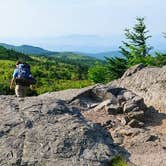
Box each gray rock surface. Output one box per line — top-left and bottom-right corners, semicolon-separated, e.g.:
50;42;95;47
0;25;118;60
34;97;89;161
110;64;166;112
79;85;146;128
0;95;119;166
1;69;165;166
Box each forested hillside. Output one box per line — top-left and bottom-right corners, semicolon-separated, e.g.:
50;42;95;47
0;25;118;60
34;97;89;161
1;18;166;97
0;46;99;95
0;43;54;55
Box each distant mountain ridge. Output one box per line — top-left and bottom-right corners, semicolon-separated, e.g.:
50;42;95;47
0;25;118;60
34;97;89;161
0;43;101;67
0;43;55;55
0;43;122;59
86;51;123;59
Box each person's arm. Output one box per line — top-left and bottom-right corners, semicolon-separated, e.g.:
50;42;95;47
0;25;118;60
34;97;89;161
10;69;18;89
30;84;33;90
10;78;15;89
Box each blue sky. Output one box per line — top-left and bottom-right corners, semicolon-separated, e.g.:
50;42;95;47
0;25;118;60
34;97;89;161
0;0;165;52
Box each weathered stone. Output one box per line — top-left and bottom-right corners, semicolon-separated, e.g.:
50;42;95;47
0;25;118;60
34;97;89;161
107;87;126;97
0;95;119;166
117;116;128;125
127;111;144;122
122;91;136;100
93;99;122;115
122;63;144;78
128;119;144;128
117;127;144;137
145;135;158;142
123;101;138;113
91;85;108;100
107;104;123;115
111;132;124;145
93;99;117;112
103;120;113;128
110;64;166;112
123;97;146;113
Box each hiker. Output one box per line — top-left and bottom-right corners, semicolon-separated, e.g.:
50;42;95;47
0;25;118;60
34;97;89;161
10;61;36;97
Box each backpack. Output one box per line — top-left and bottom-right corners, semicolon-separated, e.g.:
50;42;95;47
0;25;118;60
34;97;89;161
15;63;36;86
18;63;30;78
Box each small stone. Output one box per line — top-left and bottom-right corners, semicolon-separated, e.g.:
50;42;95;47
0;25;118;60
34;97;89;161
25;120;33;129
107;104;123;115
128;119;144;128
146;135;158;142
127;111;144;121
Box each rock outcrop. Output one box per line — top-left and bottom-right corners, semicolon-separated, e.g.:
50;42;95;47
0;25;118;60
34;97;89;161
0;95;119;166
0;84;146;165
1;64;166;166
110;64;166;112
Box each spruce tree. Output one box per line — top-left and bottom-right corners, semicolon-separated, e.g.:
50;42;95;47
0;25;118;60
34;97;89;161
120;17;152;58
105;17;153;80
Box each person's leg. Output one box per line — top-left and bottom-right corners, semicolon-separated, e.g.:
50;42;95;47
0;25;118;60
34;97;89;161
15;85;20;97
15;85;26;97
22;86;27;97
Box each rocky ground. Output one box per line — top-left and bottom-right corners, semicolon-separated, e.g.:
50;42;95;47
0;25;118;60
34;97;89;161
0;64;166;166
66;84;166;166
1;94;130;166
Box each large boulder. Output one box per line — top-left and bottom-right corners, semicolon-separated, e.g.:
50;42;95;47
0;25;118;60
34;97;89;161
110;65;166;113
0;95;119;166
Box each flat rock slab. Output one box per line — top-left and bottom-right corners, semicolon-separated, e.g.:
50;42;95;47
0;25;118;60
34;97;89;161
0;95;118;166
39;85;95;102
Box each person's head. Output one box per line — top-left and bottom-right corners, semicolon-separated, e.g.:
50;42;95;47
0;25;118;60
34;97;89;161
16;61;22;68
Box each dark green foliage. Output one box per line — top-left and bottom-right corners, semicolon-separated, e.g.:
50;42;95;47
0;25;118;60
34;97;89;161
120;17;152;59
50;52;101;68
105;57;128;79
88;62;109;83
0;46;33;61
104;17;154;83
0;46;95;95
154;52;166;66
104;17;158;81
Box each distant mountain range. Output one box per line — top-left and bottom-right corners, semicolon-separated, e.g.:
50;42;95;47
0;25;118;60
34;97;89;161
0;43;122;59
0;43;55;56
85;51;122;59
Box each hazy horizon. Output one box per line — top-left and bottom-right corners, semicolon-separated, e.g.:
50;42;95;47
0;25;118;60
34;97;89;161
0;0;165;53
1;34;165;53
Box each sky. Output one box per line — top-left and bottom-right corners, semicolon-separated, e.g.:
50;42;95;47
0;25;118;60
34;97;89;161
0;0;166;52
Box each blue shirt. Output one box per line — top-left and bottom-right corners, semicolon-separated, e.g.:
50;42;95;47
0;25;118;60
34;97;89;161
13;69;19;78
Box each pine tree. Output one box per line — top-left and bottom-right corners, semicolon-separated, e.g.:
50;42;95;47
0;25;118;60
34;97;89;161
120;17;152;58
105;17;153;80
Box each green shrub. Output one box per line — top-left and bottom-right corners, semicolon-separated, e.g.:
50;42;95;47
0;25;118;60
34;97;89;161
109;156;128;166
88;63;109;83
